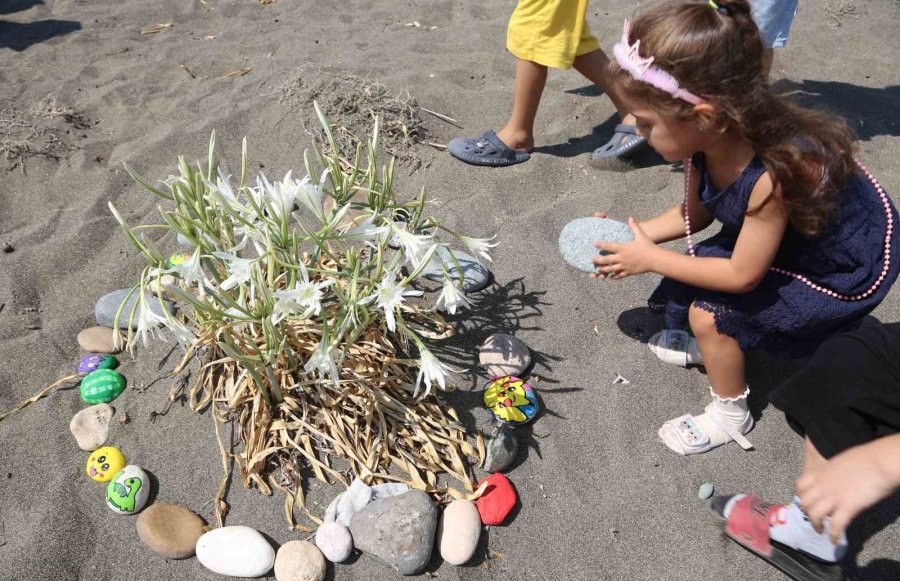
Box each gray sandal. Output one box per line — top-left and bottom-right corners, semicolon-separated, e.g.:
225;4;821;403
591;124;648;161
447;130;530;167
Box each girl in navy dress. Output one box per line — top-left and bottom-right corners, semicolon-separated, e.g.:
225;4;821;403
592;0;899;456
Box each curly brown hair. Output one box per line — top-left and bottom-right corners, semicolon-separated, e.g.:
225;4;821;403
610;0;857;237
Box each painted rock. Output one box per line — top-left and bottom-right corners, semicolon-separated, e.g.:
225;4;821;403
315;522;353;563
475;473;517;526
274;540;327;581
166;253;192;268
77;326;122;354
436;499;481;565
558;217;635;273
80;369;126;404
137;503;206;559
698;483;715;500
482;421;518;473
106;465;150;515
349;490;437;576
483;376;538;425
70;404;114;451
421;248;491;292
77;353;119;376
94;289;174;329
478;333;531;378
196;526;275;577
86;446;126;483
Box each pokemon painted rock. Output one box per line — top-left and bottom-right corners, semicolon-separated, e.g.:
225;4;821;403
106;465;150;515
483;376;538;425
77;353;119;376
86;446;126;482
80;369;126;404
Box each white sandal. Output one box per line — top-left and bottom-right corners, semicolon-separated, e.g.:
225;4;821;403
658;402;754;455
648;329;703;367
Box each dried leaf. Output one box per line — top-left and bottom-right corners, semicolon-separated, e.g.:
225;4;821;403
140;22;173;35
223;68;251;78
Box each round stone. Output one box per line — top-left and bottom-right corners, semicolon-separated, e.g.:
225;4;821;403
80;369;126;404
77;326;122;354
437;499;481;565
95;289;175;330
196;526;275;577
274;540;327;581
147;274;177;296
482;421;518;473
106;465;150;515
474;473;517;526
558;217;635;273
86;446;126;483
77;354;119;376
478;333;531;378
698;482;715;500
483;376;538;425
315;522;352;563
70;403;114;451
421;248;491;293
136;503;206;559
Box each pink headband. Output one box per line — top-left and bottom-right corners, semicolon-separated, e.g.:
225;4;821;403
613;21;703;105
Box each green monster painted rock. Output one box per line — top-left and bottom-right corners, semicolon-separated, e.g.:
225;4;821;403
106;465;150;514
80;369;126;404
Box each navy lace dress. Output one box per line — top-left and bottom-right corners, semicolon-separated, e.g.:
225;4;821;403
648;153;900;352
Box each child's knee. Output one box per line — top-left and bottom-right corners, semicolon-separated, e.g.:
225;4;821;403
688;304;717;338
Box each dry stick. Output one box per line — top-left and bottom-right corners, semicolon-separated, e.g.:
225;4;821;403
419;107;462;128
212;410;231;527
426;142;447;151
0;374;79;422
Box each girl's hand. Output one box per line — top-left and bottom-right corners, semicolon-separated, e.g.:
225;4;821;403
796;438;900;543
591;218;660;279
593;212;609;219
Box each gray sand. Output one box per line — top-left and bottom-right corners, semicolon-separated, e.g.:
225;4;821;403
1;1;899;580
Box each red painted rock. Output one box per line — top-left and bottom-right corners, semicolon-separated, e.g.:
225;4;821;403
474;473;516;526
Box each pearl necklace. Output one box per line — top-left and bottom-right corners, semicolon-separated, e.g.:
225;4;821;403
682;156;894;302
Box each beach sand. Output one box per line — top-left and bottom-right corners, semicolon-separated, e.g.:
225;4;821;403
1;0;899;579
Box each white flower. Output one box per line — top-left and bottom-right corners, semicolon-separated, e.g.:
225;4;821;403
213;250;256;290
295;169;329;222
414;347;455;397
134;295;168;347
365;274;422;332
456;234;497;263
342;214;388;242
164;316;195;347
271;264;332;324
169;249;211;297
305;337;340;388
390;223;435;269
256;171;300;221
434;278;470;314
204;170;242;210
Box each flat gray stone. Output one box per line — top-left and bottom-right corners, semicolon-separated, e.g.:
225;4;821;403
479;333;531;378
558;217;634;273
95;289;175;330
176;232;192;247
349;490;437;576
421;247;490;292
324;478;372;527
482;422;518;473
370;482;410;501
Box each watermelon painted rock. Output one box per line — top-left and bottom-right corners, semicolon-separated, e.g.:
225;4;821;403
81;369;126;404
77;354;119;376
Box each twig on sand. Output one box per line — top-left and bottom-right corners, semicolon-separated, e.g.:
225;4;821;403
426;142;447;151
140;23;173;35
180;64;196;79
0;375;79;422
420;107;461;128
223;68;252;78
212;411;231;527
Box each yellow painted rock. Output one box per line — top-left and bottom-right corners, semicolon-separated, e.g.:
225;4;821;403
86;446;126;482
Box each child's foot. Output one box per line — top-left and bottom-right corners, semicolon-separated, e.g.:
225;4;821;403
648;329;703;367
709;494;847;581
494;127;534;153
658;387;753;455
446;130;530;167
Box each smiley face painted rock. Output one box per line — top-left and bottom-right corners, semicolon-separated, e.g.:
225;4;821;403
483;376;539;425
77;354;119;376
106;465;150;515
80;369;126;404
86;446;126;482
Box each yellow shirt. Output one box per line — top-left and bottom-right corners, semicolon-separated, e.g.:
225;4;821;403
507;0;599;69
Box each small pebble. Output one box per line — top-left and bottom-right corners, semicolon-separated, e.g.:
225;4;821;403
421;248;491;292
77;326;122;354
478;333;531;378
95;288;174;329
136;503;206;559
315;522;352;563
274;540;326;581
698;483;715;500
196;526;275;577
70;404;114;451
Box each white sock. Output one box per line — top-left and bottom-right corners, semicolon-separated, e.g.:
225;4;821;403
769;497;848;562
693;387;752;448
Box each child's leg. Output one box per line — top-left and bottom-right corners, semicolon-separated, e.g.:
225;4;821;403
495;59;548;152
688;304;745;399
571;49;633;126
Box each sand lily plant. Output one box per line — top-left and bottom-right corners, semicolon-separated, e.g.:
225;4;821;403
109;104;495;526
